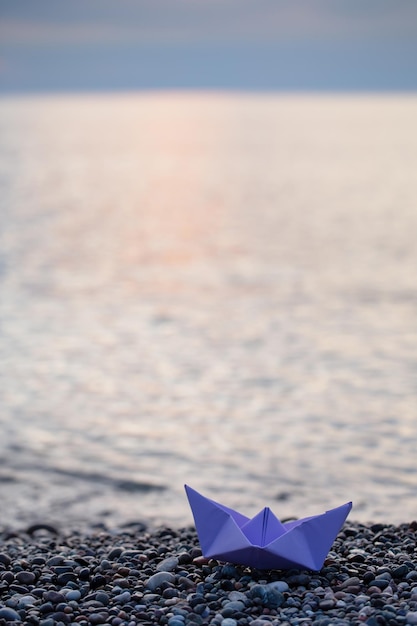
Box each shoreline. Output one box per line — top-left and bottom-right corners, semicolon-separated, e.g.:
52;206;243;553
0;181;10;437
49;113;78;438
1;521;417;625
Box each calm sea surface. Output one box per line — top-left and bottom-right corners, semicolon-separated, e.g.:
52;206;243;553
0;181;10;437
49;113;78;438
1;93;417;530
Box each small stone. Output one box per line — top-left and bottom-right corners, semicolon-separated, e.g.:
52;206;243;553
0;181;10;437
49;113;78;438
407;612;417;625
16;571;36;585
392;565;409;579
51;611;70;623
107;547;123;560
369;579;389;590
267;580;289;593
44;590;66;604
221;619;238;626
341;576;361;589
265;587;284;609
90;574;106;589
177;552;192;565
319;598;336;609
89;612;108;625
95;591;109;605
17;595;37;607
0;553;11;567
79;567;90;580
249;585;267;601
113;590;131;604
57;572;77;585
0;607;22;621
64;589;81;601
47;557;65;567
228;591;247;604
221;600;245;616
221;564;238;578
39;602;54;614
146;571;176;591
156;557;179;572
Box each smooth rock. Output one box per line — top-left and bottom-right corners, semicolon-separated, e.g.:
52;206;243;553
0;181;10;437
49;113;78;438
0;607;22;621
113;591;131;604
146;571;176;591
319;598;336;609
0;554;12;567
43;590;66;604
17;595;37;607
267;580;289;592
221;600;245;616
156;557;179;572
16;571;36;585
64;589;81;601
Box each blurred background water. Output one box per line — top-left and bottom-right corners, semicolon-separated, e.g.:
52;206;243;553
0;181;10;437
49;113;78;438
1;93;417;529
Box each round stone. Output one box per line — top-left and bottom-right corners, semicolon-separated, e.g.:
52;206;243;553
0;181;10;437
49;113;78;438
267;580;289;593
16;571;36;585
156;557;179;572
113;590;131;604
65;589;81;601
221;619;237;626
17;595;37;607
221;601;245;616
0;553;11;567
0;607;21;621
44;590;66;604
146;571;176;591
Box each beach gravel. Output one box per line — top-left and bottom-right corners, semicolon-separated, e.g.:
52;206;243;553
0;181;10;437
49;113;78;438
1;521;417;625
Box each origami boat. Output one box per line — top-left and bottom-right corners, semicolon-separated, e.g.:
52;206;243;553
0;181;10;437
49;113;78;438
185;485;352;570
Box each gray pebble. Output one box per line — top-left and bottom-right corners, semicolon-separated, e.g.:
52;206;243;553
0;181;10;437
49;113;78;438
267;580;289;592
221;600;245;616
43;590;66;604
95;591;109;605
17;595;37;607
168;619;185;626
0;607;22;621
228;591;247;604
156;556;179;572
113;590;131;604
89;612;108;625
221;619;238;626
16;571;36;585
64;589;81;601
146;571;176;590
340;576;361;589
0;553;11;567
407;612;417;625
319;598;336;609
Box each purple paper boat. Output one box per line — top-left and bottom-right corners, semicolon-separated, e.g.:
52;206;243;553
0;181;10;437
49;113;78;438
185;485;352;570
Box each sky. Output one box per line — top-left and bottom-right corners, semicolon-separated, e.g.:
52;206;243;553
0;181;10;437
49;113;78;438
1;0;417;93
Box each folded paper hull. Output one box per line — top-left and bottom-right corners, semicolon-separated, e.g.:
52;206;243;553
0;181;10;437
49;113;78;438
185;485;352;570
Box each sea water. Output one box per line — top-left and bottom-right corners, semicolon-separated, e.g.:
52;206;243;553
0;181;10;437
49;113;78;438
1;93;417;529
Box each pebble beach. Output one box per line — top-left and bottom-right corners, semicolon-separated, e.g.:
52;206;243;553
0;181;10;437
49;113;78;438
1;520;417;625
1;94;417;624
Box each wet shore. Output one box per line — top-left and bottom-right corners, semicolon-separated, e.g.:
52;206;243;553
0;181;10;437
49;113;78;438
1;520;417;625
